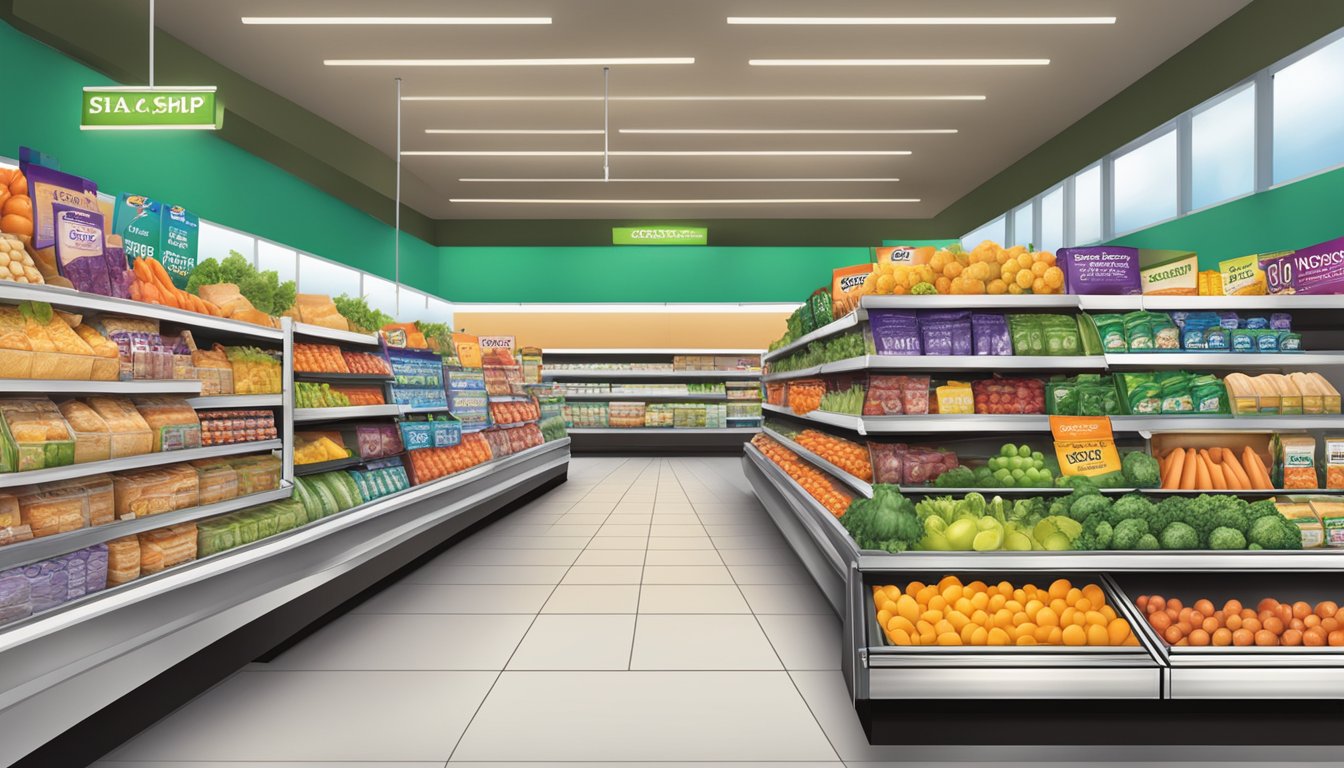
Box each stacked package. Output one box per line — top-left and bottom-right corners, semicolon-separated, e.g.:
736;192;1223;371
0;543;109;627
138;524;198;574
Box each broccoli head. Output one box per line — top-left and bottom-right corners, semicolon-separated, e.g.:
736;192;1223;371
1076;517;1114;551
1248;514;1303;550
1135;533;1160;550
1208;526;1248;550
1112;518;1152;550
933;466;976;488
1159;521;1200;550
1110;494;1154;523
1183;494;1249;546
1121;451;1161;488
1246;499;1282;521
1068;493;1113;523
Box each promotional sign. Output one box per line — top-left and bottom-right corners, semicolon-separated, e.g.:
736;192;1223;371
612;227;708;246
874;245;935;267
452;333;483;370
1050;416;1121;477
446;367;491;431
479;335;517;366
159;203;199;289
81;86;222;131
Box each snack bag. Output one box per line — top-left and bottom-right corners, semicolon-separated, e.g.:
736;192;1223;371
1218;254;1268;296
831;264;874;319
51;204;113;295
1138;250;1198;295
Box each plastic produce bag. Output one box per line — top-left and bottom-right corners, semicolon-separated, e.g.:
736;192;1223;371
971;314;1012;356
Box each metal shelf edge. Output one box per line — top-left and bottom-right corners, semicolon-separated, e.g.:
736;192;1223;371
292;322;381;346
293;405;405;422
0;440;283;489
763;313;861;362
0;283;285;340
761;427;874;498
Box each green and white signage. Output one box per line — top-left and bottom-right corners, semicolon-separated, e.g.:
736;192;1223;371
613;227;708;246
81;86;221;131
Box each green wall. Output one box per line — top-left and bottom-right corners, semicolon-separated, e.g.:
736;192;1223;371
439;246;871;303
1110;166;1344;267
0;21;440;293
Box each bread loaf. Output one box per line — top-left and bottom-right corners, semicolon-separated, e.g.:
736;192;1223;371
105;535;140;586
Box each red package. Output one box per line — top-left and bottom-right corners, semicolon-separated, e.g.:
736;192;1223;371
971;378;1045;414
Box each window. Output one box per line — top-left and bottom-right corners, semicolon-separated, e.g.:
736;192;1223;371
963;215;1006;248
1011;204;1034;249
256;241;297;283
1192;84;1256;209
1072;165;1103;245
362;275;399;317
397;287;428;320
198;222;255;264
298;253;360;298
1273;35;1344;183
1040;187;1064;254
1113;130;1177;234
427;297;455;327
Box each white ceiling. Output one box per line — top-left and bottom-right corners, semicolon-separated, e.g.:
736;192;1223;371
155;0;1251;221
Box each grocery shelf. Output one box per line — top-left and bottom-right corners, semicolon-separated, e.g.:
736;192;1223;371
292;371;393;383
293;404;405;422
1105;352;1344;369
0;485;293;572
490;420;540;430
1076;295;1144;311
762;403;865;432
0;282;286;341
567;427;759;434
0;379;202;395
1142;295;1344;311
543;370;761;380
764;355;1106;380
0;439;282;489
762;312;862;362
401;404;453;414
545;348;763;355
861;294;1080;311
1111;414;1344;433
293;456;365;476
762;427;874;497
292;322;381;346
561;393;732;401
488;393;535;402
186;394;284;408
852;549;1344;572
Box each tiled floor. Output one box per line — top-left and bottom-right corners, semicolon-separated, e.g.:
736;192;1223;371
97;457;857;768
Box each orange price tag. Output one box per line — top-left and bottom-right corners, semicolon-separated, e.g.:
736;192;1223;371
1050;416;1121;477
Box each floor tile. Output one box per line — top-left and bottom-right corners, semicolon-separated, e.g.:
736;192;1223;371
575;549;646;566
544;522;601;536
554;512;610;525
568;501;617;514
353;584;550;614
443;548;580;566
451;671;836;761
264;613;532;670
605;513;653;523
638;584;750;614
585;535;649;549
507;614;636;670
403;564;569;585
716;548;803;566
562;565;644;584
99;762;444;768
649;512;700;524
756;614;843;670
641;564;734;584
631;614;781;670
713;534;790;550
788;670;903;763
472;535;592;550
612;501;654;513
542;584;641;613
643;549;724;566
108;670;495;762
595;523;650;537
729;563;815;584
646;536;715;550
706;523;769;537
739;583;835;615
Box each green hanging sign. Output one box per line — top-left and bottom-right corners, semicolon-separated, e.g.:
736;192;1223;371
81;86;222;130
613;226;708;245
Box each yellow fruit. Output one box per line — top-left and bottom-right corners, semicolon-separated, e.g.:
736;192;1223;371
888;628;913;645
1015;270;1035;289
892;284;908;295
905;581;926;598
916;620;937;644
963;278;986;295
1087;624;1111;646
969;626;989;646
888;616;916;635
1050;598;1068;616
954;597;973;615
1016;254;1033;271
1108;618;1132;645
1040;252;1057;267
1048;579;1072;600
988;627;1011;645
937;576;961;590
1082;584;1106;605
1024;599;1044;618
987;594;1006;612
896;594;921;624
916;585;938;605
970;609;989;626
1016;635;1037;645
1037;607;1059;627
987;278;1008;295
936;632;963;646
1062;624;1087;646
920;609;943;625
934;276;952;294
928;595;948;612
960;622;978;644
929;253;949;272
1031;260;1049;277
947;611;971;632
934;620;956;637
875;274;896;294
969;591;989;611
1032;276;1049;294
1008;282;1025;295
916;265;936;285
944;261;963;278
1034;624;1054;643
877;609;893;628
879;261;895;275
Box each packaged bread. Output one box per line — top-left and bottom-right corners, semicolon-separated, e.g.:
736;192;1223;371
1289;371;1342;414
73;324;120;381
56;400;111;464
17;482;87;537
84;397;153;457
0;524;32;547
133;397;201;452
105;535;140;586
196;515;240;557
0;398;75;472
191;345;235;396
290;293;350;331
1256;373;1302;415
191;459;240;505
51;475;114;527
0;492;18;528
227;454;281;495
138;523;197;574
112;465;199;519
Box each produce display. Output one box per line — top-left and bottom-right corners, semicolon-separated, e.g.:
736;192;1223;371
130;257;226;318
196;499;307;557
865;243;1063;299
0;398;74;472
405;433;493;485
0;544;108;627
539;415;568;442
819;383;866;415
489;399;540;425
865;375;931;416
342;351;392;376
871;577;1137;647
1136;594;1344;647
227;454;282;495
294;382;351;409
224;347;282;395
292;471;365;518
331;295;392;335
348;460;411;502
0;234;44;285
294;432;352;465
1159;445;1272;491
795;430;873;482
335;386;385;406
186;251;294;326
0;168;34;239
354;424;403;460
198;409;278;446
932;443;1050;489
293;343;350;373
769;331;870;374
751;433;855;517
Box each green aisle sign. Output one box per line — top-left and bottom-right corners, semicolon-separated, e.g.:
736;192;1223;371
613;227;708;245
81;87;222;130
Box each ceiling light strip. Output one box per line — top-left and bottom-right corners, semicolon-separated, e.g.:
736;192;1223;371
447;198;920;204
243;16;552;25
749;58;1049;66
325;58;695;67
456;177;902;182
401;95;986;102
618;128;956;134
405;150;912;157
425;129;604;135
727;16;1114;25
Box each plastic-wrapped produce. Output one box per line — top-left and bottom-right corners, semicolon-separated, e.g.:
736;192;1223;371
971;314;1013;356
133;397;202;452
972;378;1046;414
0;398;75;473
227;454;281;495
869;443;960;485
864;375;931;416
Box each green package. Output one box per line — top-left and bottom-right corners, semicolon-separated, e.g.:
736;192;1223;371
1077;315;1104;356
1149;312;1181;350
1046;379;1078;415
1118;372;1161;414
1189;374;1227;413
1091;314;1127;351
1156;372;1194;413
1008;314;1044;355
1041;315;1081;356
1123;312;1154;350
1077;378;1122;416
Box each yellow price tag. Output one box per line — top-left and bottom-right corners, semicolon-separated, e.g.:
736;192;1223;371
1050;416;1122;477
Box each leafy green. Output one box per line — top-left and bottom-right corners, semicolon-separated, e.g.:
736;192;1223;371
187;251;296;315
333;294;395;334
840;485;920;552
416;320;453;352
1248;514;1302;550
1159;521;1199;550
1112;518;1151;550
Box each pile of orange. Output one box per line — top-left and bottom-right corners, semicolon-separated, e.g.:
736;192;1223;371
862;241;1066;296
751;434;854;517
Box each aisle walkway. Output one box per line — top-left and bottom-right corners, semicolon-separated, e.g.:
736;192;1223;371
100;456;887;767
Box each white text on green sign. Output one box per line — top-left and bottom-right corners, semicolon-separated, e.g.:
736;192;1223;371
81;87;221;130
613;227;708;245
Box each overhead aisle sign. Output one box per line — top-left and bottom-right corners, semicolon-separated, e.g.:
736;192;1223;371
81;87;222;130
613;227;708;245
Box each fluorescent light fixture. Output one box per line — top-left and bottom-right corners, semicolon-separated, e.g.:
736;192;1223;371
750;58;1049;66
451;303;802;314
402;94;986;102
457;177;902;182
326;57;695;67
447;198;920;204
619;128;956;135
243;16;552;25
727;16;1114;25
426;129;604;135
406;150;912;157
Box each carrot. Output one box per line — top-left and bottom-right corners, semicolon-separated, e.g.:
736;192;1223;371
1194;454;1212;491
1163;448;1185;490
1207;446;1223;464
1221;451;1252;490
1179;448;1198;490
1244;447;1273;489
132;257;154;284
1201;449;1227;490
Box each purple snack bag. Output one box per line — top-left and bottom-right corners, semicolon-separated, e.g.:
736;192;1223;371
19;159;100;250
1262;236;1344;295
972;314;1013;356
868;309;922;355
1058;247;1142;295
51;203;113;296
921;321;954;356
